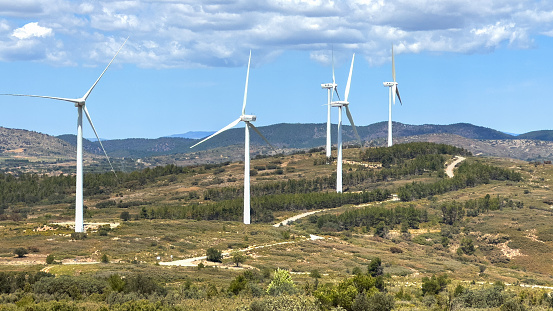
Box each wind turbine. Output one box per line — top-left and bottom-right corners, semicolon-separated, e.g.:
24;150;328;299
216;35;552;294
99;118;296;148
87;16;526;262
330;53;361;193
321;51;339;160
383;45;403;147
190;51;274;224
1;38;128;232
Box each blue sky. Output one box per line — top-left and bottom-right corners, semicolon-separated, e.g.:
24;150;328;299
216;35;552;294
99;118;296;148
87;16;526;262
0;0;553;139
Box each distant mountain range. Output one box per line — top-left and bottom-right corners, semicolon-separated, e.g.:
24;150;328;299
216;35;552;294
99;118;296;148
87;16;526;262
3;122;553;172
51;122;553;159
167;131;216;139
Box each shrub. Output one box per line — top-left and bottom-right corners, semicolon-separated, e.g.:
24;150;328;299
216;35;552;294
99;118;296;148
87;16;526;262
421;274;449;296
28;246;40;253
120;211;131;221
124;273;166;295
228;274;248;295
500;299;527;311
108;274;126;292
206;248;222;262
71;232;87;240
101;254;109;263
33;275;105;299
367;292;395;311
46;254;55;264
14;247;28;258
390;247;403;253
310;270;322;279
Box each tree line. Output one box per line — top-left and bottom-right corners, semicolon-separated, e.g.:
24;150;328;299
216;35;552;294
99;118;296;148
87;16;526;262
360;142;471;167
204;153;452;201
142;159;521;223
396;160;522;202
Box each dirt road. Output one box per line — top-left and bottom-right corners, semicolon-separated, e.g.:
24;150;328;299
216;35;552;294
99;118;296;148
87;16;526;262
445;156;466;178
160;234;323;267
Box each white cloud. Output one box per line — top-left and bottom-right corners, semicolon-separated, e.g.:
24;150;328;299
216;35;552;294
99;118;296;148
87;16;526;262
12;22;53;39
0;0;551;67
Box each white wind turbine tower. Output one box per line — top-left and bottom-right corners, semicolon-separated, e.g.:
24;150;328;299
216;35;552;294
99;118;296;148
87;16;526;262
1;38;128;232
383;46;403;147
321;51;339;159
190;51;274;224
330;54;362;193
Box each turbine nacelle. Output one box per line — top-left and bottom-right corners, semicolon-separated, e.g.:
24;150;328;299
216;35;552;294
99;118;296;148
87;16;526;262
330;100;349;107
383;82;397;87
241;115;256;122
74;100;86;107
321;83;337;89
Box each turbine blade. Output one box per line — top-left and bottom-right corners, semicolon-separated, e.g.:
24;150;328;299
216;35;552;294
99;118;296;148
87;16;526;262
332;49;336;87
83;106;118;178
0;94;79;104
241;50;251;116
396;85;403;105
344;53;354;102
190;117;242;148
247;122;276;151
392;45;396;82
331;50;335;103
345;106;362;146
82;37;129;101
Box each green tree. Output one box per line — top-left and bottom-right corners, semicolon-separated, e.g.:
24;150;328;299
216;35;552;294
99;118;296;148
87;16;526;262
206;247;222;262
14;247;28;258
267;268;297;296
231;251;247;267
374;221;389;238
108;274;126;292
458;237;475;255
101;254;109;263
46;254;55;264
367;257;383;277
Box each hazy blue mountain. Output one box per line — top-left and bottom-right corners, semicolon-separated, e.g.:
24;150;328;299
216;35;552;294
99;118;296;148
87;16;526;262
168;131;215;139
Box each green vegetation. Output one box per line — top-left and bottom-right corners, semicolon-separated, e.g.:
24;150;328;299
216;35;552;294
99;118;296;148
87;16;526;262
13;247;28;258
1;142;553;311
206;247;223;263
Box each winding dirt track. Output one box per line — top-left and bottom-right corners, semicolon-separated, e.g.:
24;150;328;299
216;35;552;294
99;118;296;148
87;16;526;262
445;156;466;178
273;210;325;227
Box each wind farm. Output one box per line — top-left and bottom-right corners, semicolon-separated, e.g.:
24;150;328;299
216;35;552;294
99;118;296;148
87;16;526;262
2;1;553;310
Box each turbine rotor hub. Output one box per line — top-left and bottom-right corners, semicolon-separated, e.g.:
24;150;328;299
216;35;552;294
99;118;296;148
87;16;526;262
330;101;348;107
241;115;256;122
321;83;336;89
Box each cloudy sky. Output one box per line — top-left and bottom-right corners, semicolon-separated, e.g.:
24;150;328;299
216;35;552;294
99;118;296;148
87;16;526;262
0;0;553;139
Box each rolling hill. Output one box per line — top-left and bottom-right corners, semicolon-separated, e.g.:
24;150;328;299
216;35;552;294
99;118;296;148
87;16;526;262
57;122;515;158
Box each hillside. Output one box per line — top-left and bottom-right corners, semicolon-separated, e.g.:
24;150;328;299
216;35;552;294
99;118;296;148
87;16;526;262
1;142;553;310
517;130;553;141
398;133;553;161
1;127;76;158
